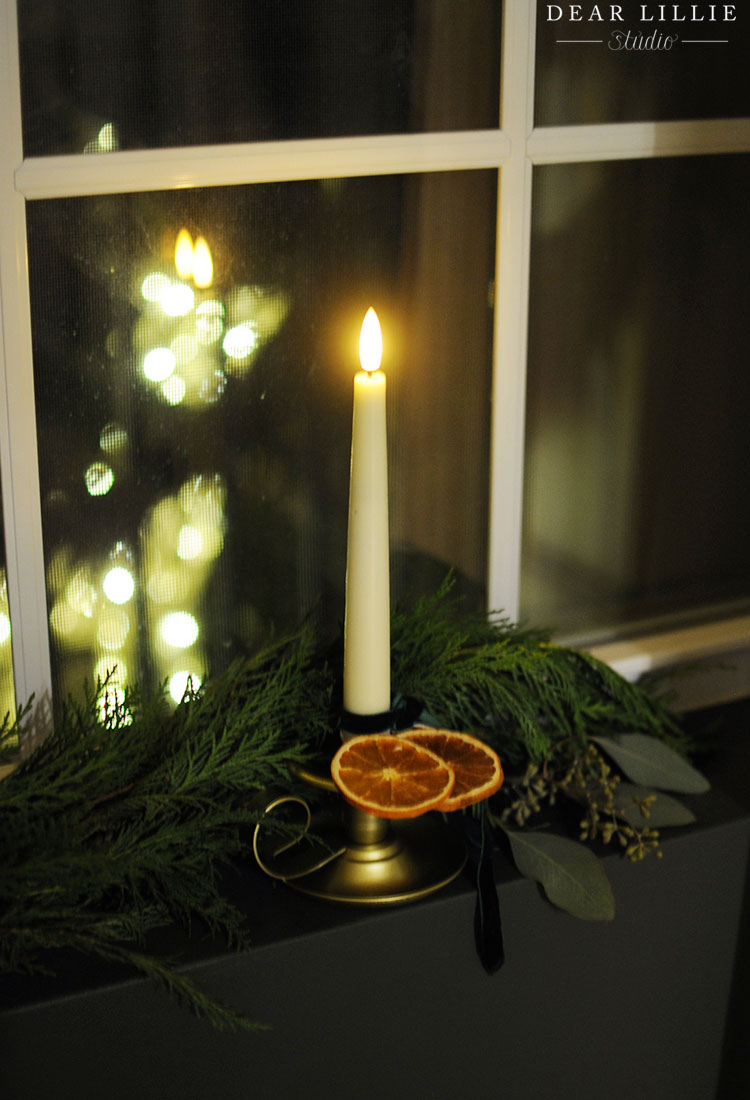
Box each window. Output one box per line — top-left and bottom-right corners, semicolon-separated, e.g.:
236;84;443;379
1;1;749;721
523;154;750;641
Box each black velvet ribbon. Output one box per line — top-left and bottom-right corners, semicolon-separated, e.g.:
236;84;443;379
340;695;424;735
463;803;505;974
340;709;394;735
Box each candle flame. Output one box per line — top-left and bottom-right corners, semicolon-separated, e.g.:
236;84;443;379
359;308;383;373
192;236;213;288
175;229;194;280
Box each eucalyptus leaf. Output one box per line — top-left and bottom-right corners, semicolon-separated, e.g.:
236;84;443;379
592;733;710;794
613;782;696;829
502;828;615;921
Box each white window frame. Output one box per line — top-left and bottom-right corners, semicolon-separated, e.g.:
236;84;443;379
2;0;750;720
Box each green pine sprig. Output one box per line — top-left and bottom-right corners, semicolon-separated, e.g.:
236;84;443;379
0;629;330;1030
389;575;685;766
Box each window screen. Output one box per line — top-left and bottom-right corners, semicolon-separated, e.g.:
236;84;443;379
19;0;502;156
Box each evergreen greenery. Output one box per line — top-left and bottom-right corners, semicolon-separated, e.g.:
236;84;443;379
0;632;330;1031
0;576;706;1030
389;577;685;764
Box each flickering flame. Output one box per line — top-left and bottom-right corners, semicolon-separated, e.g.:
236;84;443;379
175;229;194;280
359;307;383;373
192;236;213;288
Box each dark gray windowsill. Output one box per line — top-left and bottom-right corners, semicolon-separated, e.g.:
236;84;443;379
1;786;748;1100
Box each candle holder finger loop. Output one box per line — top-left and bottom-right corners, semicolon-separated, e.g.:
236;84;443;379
252;794;346;882
253;767;466;906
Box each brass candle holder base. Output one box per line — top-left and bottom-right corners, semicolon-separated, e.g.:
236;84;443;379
253;784;466;906
291;805;466;906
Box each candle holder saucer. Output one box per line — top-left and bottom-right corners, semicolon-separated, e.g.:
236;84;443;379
252;763;466;906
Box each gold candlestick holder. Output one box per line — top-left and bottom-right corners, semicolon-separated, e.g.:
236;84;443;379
253;764;466;906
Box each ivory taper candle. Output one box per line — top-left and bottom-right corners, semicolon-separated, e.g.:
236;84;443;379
342;308;391;722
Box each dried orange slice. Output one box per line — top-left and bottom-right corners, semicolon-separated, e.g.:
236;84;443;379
330;734;455;819
399;729;504;811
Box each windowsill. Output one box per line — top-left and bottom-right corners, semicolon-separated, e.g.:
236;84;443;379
589;614;750;710
1;785;747;1100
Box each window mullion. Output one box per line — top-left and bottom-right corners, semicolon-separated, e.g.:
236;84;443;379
0;0;53;725
528;117;750;164
487;0;537;620
15;131;512;201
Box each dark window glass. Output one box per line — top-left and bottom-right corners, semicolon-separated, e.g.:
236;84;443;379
535;4;749;126
522;154;750;640
19;0;501;156
26;171;495;702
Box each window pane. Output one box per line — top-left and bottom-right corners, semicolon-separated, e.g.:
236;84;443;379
0;503;15;724
522;154;750;641
535;6;749;125
19;1;501;156
27;171;495;702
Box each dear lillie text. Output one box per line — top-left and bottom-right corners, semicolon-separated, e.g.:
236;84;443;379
547;4;736;18
547;5;736;50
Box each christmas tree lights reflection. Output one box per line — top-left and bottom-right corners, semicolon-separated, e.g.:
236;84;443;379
176;524;203;561
102;566;135;605
223;322;258;361
159;610;199;648
141;272;172;303
142;347;176;382
83;122;120;155
85;462;115;496
160;376;187;405
169;669;202;704
99;423;128;453
195;300;225;344
45;217;292;707
160;283;195;317
94;657;128;689
66;569;97;618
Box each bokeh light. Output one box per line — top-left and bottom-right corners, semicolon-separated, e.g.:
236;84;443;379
161;283;195;317
143;347;176;382
66;571;97;617
50;599;79;639
141;272;172;303
94;657;128;688
177;525;203;560
160;375;187;405
223;323;258;360
85;462;115;497
97;123;119;152
99;423;128;453
195;300;225;344
160;610;199;648
168;669;202;703
103;566;135;605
